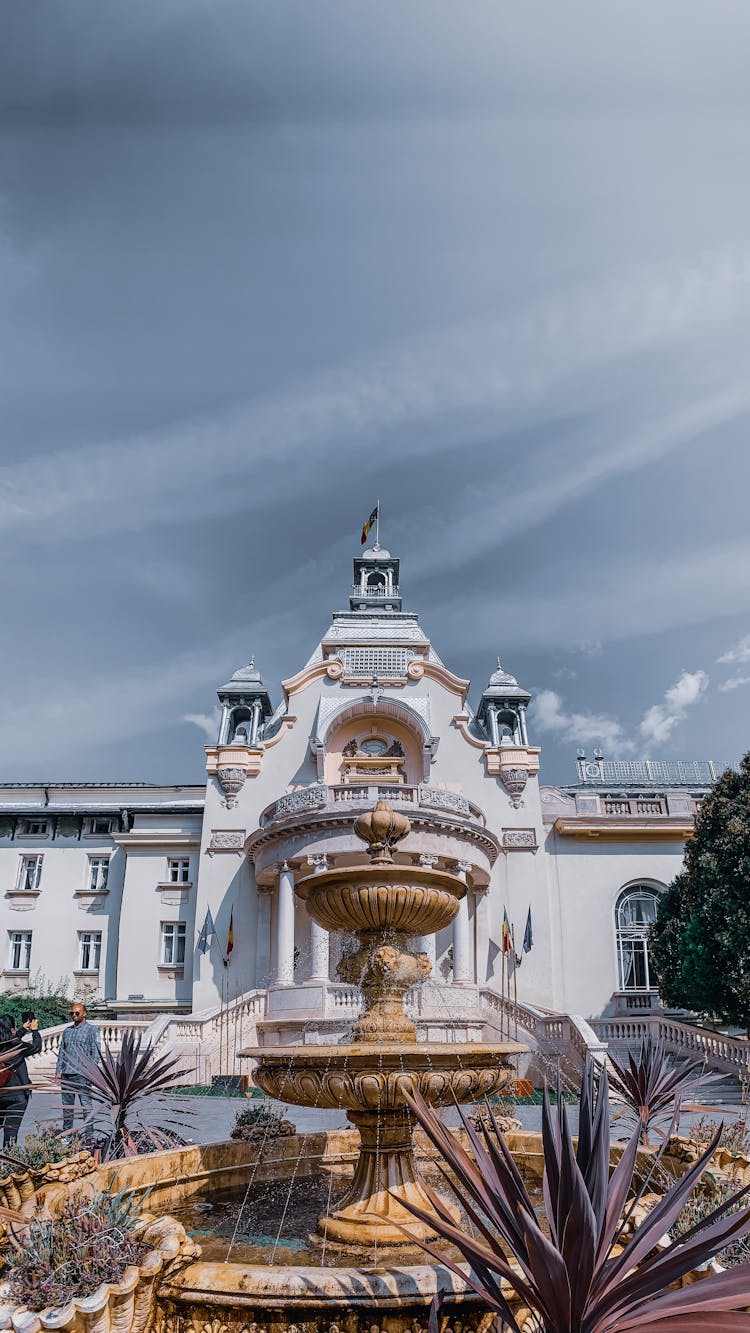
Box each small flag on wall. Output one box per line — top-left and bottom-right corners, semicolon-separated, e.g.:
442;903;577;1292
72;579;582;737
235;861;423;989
523;906;533;955
361;503;379;545
226;908;235;958
501;908;511;954
197;909;216;956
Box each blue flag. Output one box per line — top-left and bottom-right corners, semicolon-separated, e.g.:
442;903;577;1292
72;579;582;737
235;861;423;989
197;908;216;956
523;906;533;955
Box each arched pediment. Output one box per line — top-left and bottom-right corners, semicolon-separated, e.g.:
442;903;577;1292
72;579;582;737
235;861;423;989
311;695;439;781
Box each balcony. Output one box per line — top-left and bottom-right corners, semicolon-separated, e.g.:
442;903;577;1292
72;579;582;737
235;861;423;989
261;782;485;828
249;782;499;884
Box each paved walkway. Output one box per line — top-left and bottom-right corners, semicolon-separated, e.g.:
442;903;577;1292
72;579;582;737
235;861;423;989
15;1086;746;1150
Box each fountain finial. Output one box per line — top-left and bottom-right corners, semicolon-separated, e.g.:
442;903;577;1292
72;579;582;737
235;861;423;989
353;798;410;864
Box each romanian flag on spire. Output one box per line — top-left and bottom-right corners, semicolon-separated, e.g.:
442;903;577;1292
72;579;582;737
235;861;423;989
361;503;379;545
502;908;511;954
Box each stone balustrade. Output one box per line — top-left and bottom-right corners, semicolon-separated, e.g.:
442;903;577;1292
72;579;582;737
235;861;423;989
261;782;485;828
592;1015;750;1075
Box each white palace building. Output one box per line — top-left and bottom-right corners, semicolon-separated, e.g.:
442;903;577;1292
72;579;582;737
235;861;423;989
0;547;724;1077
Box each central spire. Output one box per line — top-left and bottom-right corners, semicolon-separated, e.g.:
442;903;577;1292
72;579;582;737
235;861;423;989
350;544;402;612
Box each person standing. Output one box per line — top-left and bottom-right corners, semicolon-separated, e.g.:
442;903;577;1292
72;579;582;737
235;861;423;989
54;1002;100;1132
0;1016;31;1148
3;1011;41;1146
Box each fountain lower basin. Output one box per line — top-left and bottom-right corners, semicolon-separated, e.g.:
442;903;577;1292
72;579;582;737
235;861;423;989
243;1041;521;1243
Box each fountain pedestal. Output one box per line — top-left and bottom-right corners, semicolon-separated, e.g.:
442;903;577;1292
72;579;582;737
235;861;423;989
243;800;527;1245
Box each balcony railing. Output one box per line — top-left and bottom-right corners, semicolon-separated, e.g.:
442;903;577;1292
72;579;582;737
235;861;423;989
351;585;400;598
261;782;485;828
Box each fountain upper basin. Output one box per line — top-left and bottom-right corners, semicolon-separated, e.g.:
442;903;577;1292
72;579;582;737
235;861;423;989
294;863;464;935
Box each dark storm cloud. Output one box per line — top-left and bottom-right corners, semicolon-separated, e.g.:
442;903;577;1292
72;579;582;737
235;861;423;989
1;1;750;781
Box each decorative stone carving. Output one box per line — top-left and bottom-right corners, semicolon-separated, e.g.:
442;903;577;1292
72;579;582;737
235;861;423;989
418;785;470;816
271;785;327;820
207;830;245;854
216;767;246;809
503;828;538;851
500;764;528;808
307;852;329;873
325;657;343;679
406;659;424;679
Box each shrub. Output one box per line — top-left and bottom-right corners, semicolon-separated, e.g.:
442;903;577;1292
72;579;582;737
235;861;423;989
6;1188;148;1312
0;975;72;1031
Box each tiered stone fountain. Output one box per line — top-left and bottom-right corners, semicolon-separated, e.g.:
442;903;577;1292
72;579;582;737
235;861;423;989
245;799;524;1245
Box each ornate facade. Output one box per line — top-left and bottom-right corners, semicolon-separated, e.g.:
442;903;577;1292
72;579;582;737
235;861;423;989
0;547;717;1029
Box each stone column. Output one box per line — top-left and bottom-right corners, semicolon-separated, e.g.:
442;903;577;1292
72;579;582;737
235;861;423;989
307;854;330;981
518;704;529;746
487;704;500;747
274;862;296;986
453;861;473;985
416;854;438;968
255;883;273;987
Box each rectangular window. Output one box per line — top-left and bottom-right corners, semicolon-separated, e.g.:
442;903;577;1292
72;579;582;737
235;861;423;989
24;819;48;837
160;922;186;966
17;855;43;892
168;859;191;884
78;931;102;972
8;932;31;972
89;818;112;836
88;856;110;892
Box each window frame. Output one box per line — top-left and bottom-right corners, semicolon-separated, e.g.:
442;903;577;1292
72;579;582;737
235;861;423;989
78;930;102;972
615;884;661;993
17;854;43;893
160;921;187;967
88;817;112;837
23;819;48;839
8;931;32;973
87;855;110;892
167;858;191;885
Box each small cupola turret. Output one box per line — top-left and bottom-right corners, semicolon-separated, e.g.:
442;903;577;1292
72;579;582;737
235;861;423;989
350;546;402;612
217;657;273;746
476;659;531;747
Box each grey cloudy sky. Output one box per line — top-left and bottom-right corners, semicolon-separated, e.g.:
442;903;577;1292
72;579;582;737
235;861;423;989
1;1;750;784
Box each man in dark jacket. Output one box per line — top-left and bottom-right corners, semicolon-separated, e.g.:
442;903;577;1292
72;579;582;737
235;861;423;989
5;1012;41;1145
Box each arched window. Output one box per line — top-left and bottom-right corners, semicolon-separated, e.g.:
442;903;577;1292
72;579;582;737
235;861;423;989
616;885;660;991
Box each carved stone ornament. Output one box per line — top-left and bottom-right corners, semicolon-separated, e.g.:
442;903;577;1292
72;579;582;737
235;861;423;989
325;657;344;679
503;828;538;851
500;764;528;808
207;830;246;854
406;659;425;679
217;767;246;809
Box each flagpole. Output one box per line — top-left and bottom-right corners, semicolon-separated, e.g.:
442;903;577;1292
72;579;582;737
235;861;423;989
511;924;518;1040
375;499;380;548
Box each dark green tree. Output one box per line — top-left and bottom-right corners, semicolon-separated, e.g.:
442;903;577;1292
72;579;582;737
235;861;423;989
650;754;750;1024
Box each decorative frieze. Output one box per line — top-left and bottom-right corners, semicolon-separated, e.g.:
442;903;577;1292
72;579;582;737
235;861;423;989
502;828;538;852
207;830;246;855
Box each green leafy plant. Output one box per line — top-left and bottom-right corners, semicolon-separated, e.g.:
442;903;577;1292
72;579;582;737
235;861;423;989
400;1059;750;1333
6;1187;148;1312
231;1102;281;1135
0;1124;85;1178
607;1036;722;1143
72;1031;193;1159
673;1170;750;1270
690;1115;750;1161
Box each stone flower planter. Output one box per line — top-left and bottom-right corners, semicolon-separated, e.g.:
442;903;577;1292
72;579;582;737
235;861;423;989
0;1153;97;1253
0;1214;197;1333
